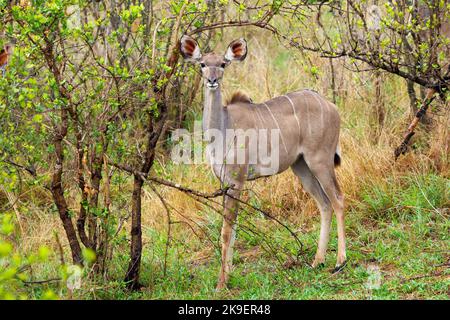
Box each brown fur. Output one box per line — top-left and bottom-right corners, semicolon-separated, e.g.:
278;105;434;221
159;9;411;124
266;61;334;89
0;45;11;67
0;50;8;67
226;91;252;105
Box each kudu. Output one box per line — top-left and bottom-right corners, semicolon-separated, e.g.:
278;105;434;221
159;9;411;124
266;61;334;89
0;45;12;76
180;35;346;289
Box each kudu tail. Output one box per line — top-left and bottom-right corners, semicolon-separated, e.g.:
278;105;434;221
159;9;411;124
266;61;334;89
334;144;342;167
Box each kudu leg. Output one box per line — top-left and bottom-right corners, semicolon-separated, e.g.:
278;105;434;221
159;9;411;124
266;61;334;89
291;157;333;267
217;189;241;290
306;158;346;271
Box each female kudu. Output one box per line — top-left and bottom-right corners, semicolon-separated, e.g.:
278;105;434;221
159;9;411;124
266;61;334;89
180;35;346;290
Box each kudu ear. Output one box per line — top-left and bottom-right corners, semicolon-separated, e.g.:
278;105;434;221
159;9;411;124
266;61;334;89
224;38;247;62
0;44;12;67
179;35;202;62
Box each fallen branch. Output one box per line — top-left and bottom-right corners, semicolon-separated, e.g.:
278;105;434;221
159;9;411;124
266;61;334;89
22;278;62;286
399;268;449;284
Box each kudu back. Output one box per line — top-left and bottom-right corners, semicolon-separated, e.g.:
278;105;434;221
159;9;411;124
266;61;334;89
180;35;346;289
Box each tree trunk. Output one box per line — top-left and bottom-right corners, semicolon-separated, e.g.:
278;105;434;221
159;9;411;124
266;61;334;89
88;158;102;249
124;175;144;290
51;109;83;265
329;58;337;104
407;79;418;118
419;85;431;124
374;71;385;126
43;38;84;266
371;70;385;143
407;80;431;124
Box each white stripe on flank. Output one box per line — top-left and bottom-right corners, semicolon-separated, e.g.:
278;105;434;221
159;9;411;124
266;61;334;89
308;91;329;130
294;91;312;135
254;105;265;127
262;102;289;154
283;95;301;138
250;107;259;129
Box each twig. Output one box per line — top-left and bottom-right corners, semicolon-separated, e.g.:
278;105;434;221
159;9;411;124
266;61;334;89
394;88;437;159
0;185;24;235
110;162;233;198
399;269;448;284
54;232;66;265
22;278;62;286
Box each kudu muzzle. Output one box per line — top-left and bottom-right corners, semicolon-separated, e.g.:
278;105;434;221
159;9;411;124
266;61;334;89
205;67;221;89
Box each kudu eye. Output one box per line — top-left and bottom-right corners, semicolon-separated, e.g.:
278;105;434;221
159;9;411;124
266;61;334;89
221;63;226;68
200;62;206;68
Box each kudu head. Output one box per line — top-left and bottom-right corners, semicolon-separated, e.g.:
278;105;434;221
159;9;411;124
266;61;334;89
179;35;247;90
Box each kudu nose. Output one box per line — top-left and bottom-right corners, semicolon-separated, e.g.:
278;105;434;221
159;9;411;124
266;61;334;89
206;77;219;88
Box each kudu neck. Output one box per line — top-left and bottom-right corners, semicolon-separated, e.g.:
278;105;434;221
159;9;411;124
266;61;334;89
203;85;226;131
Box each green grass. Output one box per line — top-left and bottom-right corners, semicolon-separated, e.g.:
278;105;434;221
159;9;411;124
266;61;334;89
3;170;448;300
39;172;446;300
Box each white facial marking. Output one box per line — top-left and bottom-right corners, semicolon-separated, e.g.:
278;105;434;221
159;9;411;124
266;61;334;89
206;83;219;89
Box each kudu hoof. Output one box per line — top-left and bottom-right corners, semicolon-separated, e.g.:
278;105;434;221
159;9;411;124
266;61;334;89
331;260;347;274
311;258;325;269
216;282;228;291
311;262;325;269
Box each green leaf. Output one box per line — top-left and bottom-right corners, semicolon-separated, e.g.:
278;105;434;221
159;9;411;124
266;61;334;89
82;248;96;265
32;114;43;123
41;290;58;300
0;241;13;257
38;246;51;261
